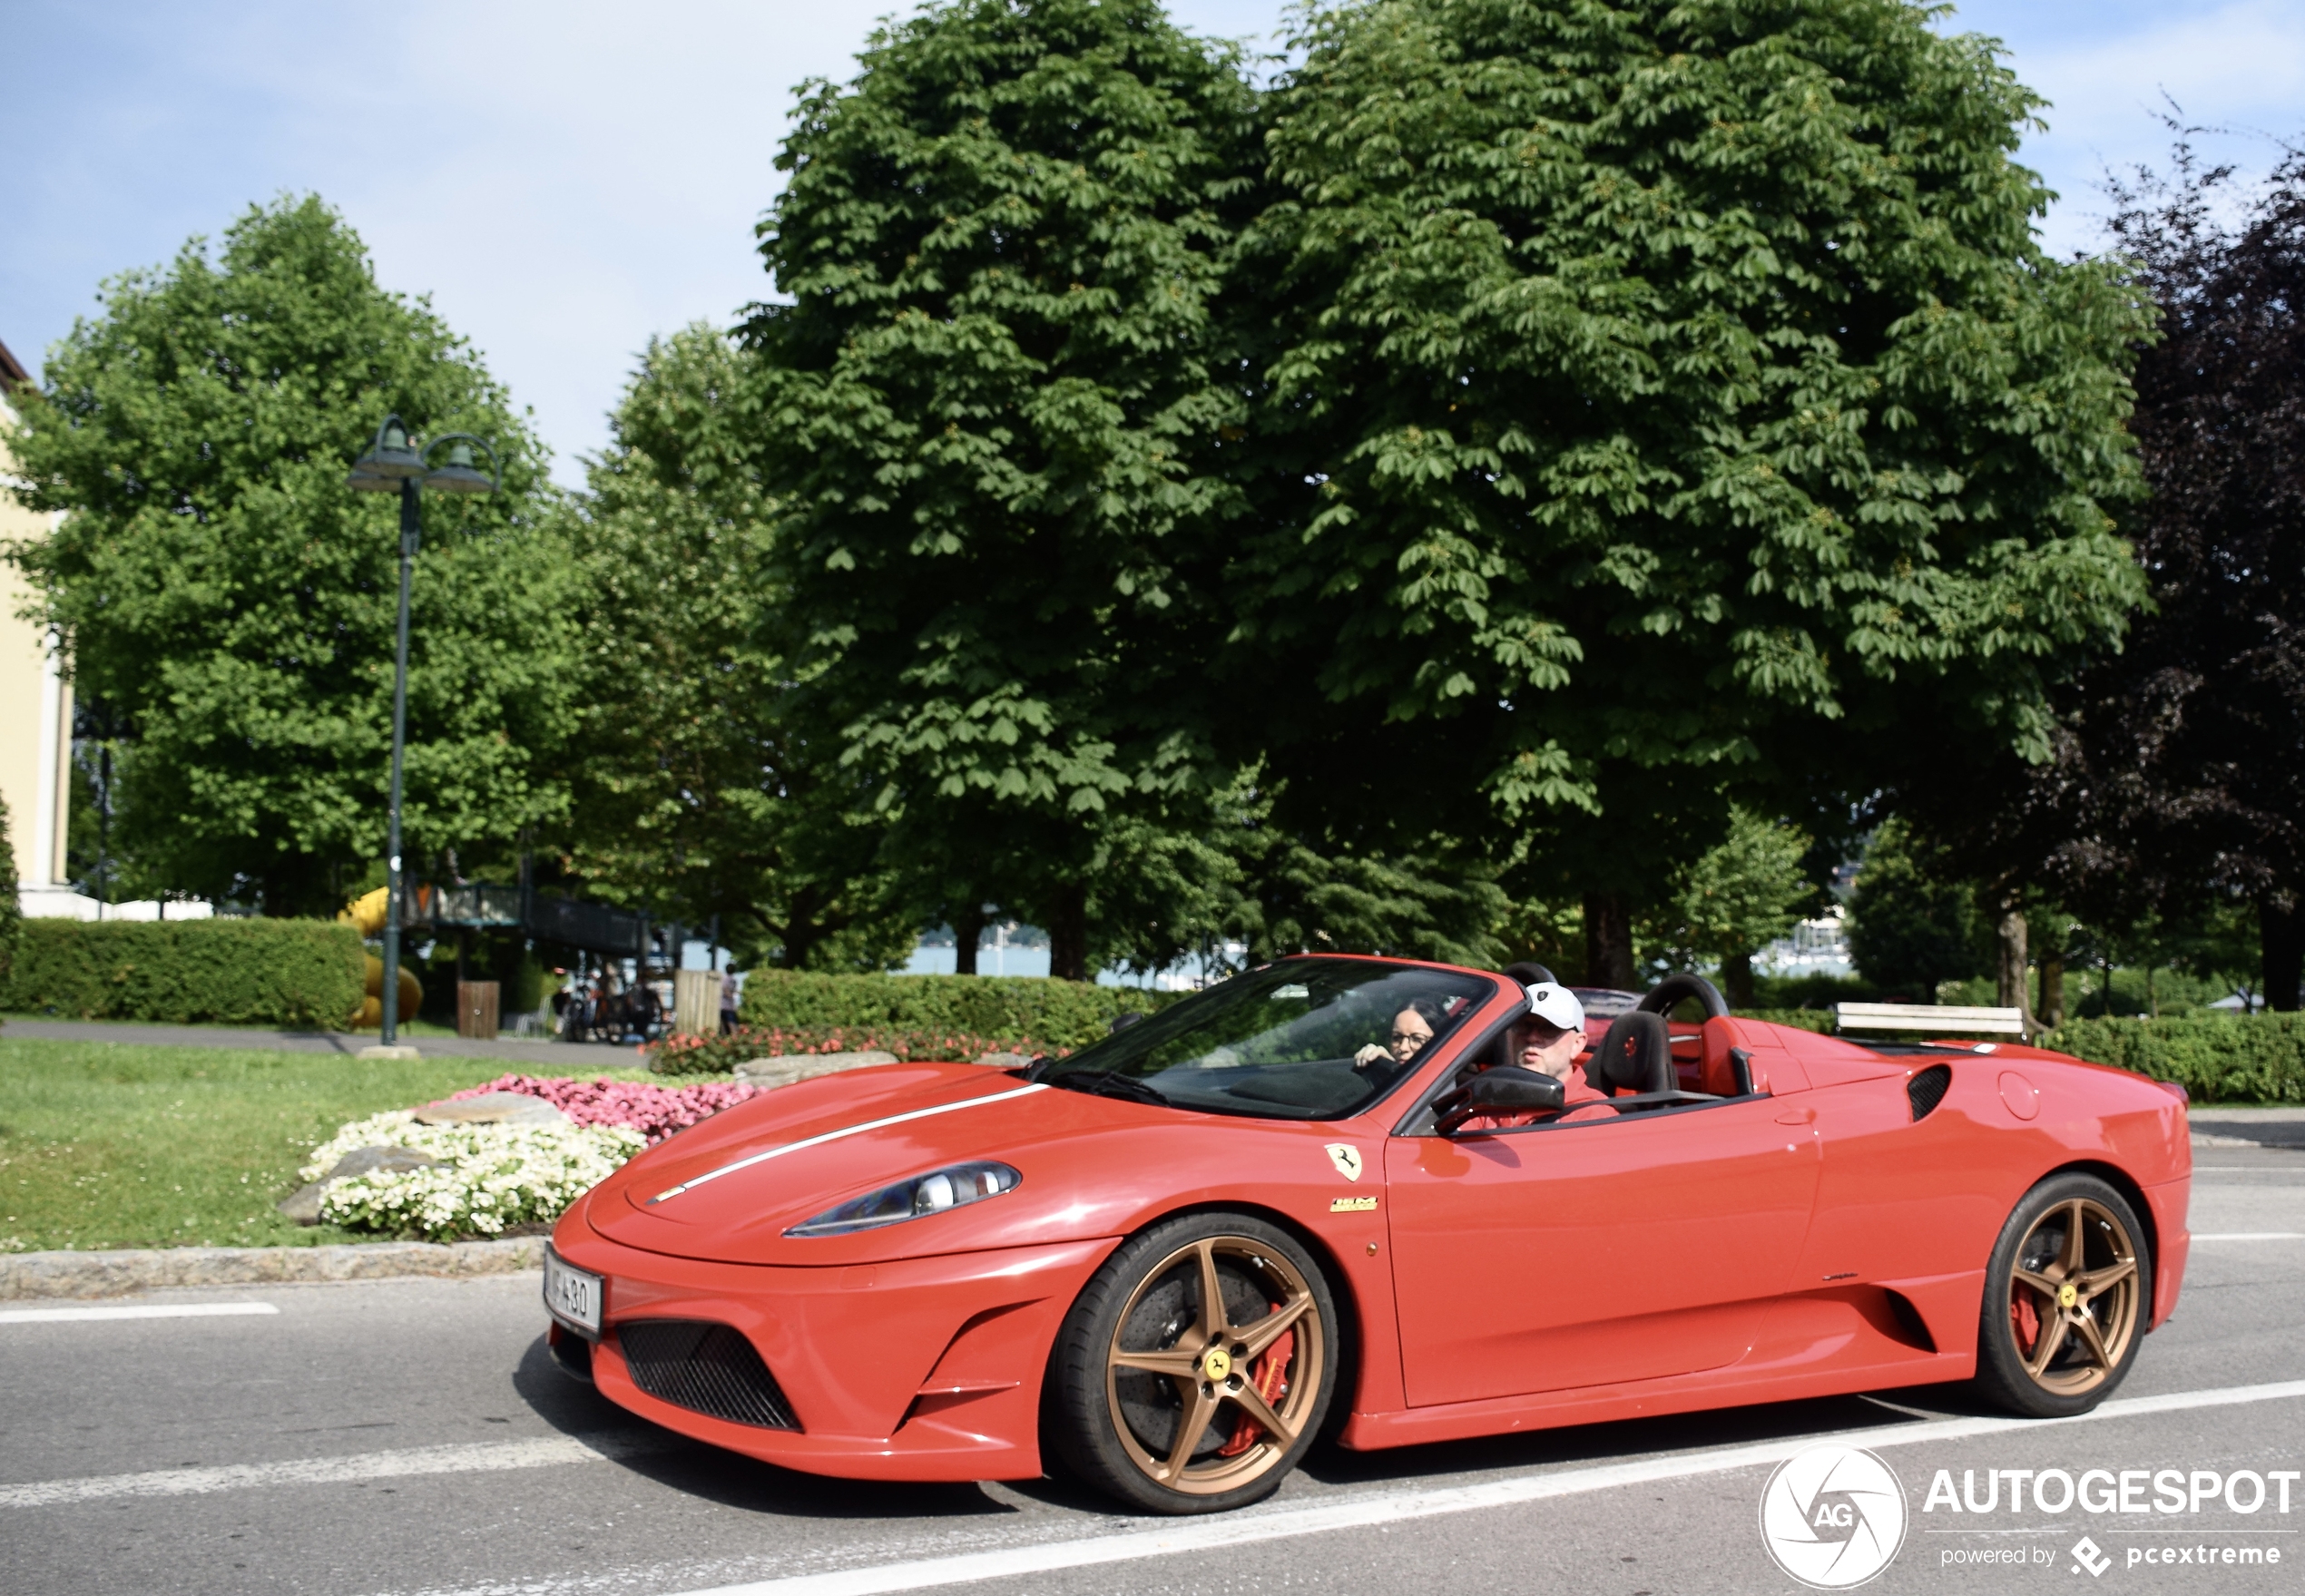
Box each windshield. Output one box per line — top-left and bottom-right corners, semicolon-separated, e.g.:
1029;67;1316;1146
1033;961;1496;1121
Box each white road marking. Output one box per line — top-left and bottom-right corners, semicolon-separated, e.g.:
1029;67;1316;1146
0;1302;280;1326
2192;1231;2305;1240
16;1374;2304;1593
0;1432;671;1510
652;1378;2305;1596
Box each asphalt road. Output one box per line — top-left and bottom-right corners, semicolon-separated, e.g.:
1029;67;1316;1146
5;1143;2300;1596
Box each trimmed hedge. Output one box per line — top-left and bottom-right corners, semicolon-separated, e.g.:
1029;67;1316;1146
2037;1013;2305;1105
736;972;1185;1053
650;1023;1068;1072
1736;1006;2302;1103
2;917;367;1029
1738;1008;1838;1034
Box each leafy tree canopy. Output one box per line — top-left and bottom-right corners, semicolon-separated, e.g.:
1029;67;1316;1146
1648;807;1814;1003
2083;142;2305;1004
1232;0;2154;914
1848;817;1986;999
746;0;1260;976
1892;138;2305;1007
4;196;574;915
0;791;20;984
564;326;912;970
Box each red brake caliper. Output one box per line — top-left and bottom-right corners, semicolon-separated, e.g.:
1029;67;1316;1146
1215;1322;1295;1457
2011;1287;2041;1355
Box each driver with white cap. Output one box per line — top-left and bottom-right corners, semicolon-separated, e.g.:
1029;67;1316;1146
1456;981;1611;1131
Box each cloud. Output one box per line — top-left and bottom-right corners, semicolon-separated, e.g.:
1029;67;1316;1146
1963;0;2305;253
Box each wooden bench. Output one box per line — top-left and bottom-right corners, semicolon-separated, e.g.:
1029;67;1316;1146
1835;1002;2026;1036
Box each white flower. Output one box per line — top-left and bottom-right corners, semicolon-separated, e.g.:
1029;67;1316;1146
306;1115;644;1241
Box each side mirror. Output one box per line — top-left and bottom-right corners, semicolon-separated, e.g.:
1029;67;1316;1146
1434;1065;1565;1134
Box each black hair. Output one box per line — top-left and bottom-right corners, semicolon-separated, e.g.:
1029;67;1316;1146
1394;994;1449;1030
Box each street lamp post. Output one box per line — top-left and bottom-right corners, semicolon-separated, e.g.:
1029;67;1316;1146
348;416;500;1050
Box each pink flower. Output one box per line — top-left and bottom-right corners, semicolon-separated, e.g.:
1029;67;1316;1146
447;1074;756;1144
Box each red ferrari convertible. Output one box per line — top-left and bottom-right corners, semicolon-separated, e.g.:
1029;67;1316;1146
542;955;2191;1513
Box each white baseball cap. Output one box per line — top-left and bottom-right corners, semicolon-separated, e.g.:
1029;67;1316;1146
1524;984;1585;1031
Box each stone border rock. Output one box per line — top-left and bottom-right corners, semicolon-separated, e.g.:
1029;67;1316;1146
0;1237;545;1300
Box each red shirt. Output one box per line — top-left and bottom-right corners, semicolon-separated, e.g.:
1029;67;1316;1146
1455;1061;1614;1131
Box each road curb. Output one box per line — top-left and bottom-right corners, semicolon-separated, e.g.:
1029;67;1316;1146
0;1238;544;1300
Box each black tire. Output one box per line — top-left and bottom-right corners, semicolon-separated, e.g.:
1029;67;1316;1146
1971;1172;2151;1418
1047;1211;1339;1514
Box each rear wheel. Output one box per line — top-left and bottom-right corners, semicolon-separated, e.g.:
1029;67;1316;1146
1971;1173;2149;1417
1048;1212;1337;1514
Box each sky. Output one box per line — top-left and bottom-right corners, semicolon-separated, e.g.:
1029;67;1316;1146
5;0;2300;487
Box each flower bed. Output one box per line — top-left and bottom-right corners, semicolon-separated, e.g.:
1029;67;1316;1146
446;1072;756;1142
305;1073;761;1240
647;1023;1065;1074
302;1111;644;1240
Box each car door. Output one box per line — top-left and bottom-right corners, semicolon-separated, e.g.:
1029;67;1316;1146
1385;1096;1822;1407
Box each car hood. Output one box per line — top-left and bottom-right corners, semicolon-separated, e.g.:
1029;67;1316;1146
582;1062;1383;1267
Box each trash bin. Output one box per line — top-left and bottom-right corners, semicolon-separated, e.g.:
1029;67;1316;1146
457;980;501;1040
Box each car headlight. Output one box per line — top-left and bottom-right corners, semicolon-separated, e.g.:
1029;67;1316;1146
783;1161;1022;1238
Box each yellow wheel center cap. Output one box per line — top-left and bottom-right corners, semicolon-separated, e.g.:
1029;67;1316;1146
1202;1346;1233;1381
2057;1282;2079;1309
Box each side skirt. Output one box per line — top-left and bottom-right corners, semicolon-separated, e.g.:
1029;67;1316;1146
1335;1349;1977;1453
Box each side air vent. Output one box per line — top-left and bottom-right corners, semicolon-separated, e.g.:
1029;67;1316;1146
1907;1064;1952;1121
616;1319;800;1430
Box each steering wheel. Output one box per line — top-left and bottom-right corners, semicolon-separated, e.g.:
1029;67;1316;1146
1636;972;1730;1021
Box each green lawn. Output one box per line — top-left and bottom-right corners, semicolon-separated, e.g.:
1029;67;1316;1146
0;1038;648;1253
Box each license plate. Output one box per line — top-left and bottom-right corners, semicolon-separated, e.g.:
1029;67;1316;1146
544;1248;603;1337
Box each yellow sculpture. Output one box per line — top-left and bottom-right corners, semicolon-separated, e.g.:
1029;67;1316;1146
339;889;422;1028
340;886;392;938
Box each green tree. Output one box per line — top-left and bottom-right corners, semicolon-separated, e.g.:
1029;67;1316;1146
1849;818;1986;999
0;791;21;987
566;326;912;969
1231;0;2154;979
1648;808;1815;1005
1086;767;1511;974
5;197;574;915
746;0;1260;979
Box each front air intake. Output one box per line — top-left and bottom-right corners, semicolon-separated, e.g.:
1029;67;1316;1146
616;1320;800;1430
1907;1064;1952;1121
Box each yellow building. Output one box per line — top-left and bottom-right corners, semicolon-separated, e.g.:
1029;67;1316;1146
0;336;75;913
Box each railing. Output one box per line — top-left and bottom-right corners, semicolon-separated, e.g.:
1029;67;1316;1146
400;881;649;958
523;894;647;958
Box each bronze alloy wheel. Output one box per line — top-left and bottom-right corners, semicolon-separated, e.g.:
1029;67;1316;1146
1049;1212;1339;1513
2007;1195;2141;1395
1973;1173;2151;1417
1104;1235;1326;1495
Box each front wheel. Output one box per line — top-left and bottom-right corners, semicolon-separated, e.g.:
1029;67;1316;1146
1971;1173;2150;1417
1047;1212;1338;1514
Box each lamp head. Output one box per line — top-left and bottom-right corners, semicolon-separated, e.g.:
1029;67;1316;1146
347;416;424;492
422;439;497;495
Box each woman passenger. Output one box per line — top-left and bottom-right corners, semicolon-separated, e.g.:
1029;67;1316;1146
1355;995;1449;1072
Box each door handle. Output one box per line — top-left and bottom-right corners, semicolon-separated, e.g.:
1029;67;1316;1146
1775;1107;1815;1126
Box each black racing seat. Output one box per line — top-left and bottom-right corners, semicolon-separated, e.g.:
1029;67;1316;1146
1586;1010;1673;1097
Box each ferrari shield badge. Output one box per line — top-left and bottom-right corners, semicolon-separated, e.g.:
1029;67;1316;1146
1324;1143;1363;1182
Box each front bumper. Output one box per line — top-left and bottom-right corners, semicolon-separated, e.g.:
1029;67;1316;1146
549;1217;1119;1482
